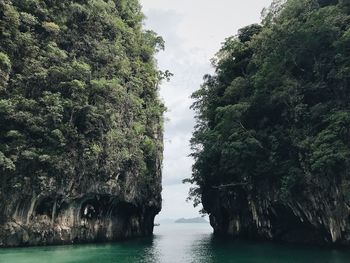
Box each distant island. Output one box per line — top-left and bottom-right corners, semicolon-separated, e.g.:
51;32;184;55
157;218;175;224
175;217;208;224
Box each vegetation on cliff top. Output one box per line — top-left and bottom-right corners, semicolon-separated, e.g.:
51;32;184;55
0;0;165;222
187;0;350;211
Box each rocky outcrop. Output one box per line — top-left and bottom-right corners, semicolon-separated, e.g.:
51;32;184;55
189;0;350;246
0;158;162;247
203;181;350;245
0;0;164;247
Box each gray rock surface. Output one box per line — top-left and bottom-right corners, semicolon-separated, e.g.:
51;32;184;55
0;158;162;247
203;182;350;245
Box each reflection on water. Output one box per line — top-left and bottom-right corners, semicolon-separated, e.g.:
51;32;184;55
1;224;350;263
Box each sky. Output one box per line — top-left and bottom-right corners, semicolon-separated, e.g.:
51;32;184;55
140;0;273;220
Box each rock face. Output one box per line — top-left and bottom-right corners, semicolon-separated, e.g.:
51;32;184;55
203;183;350;245
0;119;163;247
189;0;350;245
0;0;164;247
0;164;162;247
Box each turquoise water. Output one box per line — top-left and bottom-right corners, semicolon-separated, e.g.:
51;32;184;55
1;223;350;263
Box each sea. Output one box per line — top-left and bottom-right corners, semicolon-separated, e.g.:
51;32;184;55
1;223;350;263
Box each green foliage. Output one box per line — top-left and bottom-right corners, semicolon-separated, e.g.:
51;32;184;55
0;52;11;88
0;0;164;197
189;0;350;210
42;21;60;34
0;151;15;171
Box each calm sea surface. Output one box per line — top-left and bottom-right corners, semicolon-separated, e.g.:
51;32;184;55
1;223;350;263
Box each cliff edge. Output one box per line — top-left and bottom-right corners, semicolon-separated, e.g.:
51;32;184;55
0;0;164;247
188;0;350;245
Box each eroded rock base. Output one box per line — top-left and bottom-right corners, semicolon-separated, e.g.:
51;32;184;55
204;187;350;245
0;194;158;247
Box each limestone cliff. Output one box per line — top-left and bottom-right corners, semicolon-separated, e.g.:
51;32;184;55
0;159;162;247
0;0;164;247
188;0;350;245
202;182;350;245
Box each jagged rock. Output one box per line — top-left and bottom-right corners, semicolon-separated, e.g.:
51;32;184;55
203;183;350;245
0;166;162;247
189;0;350;246
0;0;164;247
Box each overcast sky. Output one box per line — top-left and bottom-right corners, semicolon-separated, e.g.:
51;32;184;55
140;0;273;220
